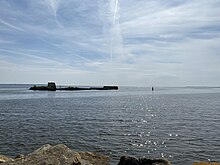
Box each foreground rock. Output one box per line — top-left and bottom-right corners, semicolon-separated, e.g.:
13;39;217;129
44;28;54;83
0;144;171;165
118;156;171;165
0;155;13;164
0;144;109;165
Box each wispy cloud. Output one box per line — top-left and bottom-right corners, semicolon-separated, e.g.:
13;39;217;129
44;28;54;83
0;19;25;32
45;0;62;27
0;0;220;85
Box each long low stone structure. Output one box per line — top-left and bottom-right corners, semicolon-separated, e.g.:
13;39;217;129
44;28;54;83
0;144;171;165
29;82;118;91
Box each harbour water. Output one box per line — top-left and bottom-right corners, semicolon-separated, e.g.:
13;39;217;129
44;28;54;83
0;84;220;164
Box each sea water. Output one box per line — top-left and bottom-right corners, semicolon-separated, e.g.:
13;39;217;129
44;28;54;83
0;84;220;164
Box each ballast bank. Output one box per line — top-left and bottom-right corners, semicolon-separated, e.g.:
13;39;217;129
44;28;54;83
29;82;118;91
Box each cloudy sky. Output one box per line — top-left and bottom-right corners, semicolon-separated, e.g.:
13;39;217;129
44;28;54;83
0;0;220;86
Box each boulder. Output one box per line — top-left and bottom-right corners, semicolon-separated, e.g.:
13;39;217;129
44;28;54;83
118;156;171;165
79;151;110;165
0;144;171;165
117;156;139;165
0;144;109;165
0;155;13;164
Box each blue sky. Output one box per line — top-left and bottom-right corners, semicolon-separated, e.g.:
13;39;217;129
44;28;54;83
0;0;220;86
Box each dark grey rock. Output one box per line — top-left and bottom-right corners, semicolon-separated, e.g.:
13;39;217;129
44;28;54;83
139;158;171;165
118;156;171;165
118;156;139;165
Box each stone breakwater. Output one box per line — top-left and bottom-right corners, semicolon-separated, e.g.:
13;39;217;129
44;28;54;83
29;82;118;91
0;144;171;165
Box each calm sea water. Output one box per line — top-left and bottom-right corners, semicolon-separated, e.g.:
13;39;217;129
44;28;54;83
0;84;220;164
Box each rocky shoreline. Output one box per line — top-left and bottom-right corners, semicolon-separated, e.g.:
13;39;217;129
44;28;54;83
0;144;171;165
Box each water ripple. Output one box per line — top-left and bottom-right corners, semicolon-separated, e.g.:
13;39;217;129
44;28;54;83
0;87;220;164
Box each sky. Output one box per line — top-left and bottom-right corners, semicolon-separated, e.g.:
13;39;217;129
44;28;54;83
0;0;220;86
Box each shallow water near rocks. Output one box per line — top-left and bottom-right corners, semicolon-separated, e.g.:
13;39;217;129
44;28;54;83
0;85;220;164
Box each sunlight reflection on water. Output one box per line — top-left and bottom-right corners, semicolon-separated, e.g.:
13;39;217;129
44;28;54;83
0;85;220;164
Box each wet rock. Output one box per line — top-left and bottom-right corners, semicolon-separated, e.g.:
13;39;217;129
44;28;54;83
118;156;171;165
